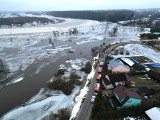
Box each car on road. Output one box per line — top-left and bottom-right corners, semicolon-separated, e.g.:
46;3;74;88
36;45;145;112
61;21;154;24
94;83;100;92
91;95;96;103
97;67;102;73
96;74;101;82
99;61;104;67
94;91;98;95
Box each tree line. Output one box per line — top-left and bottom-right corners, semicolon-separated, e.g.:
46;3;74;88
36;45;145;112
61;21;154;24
0;17;57;26
0;59;10;81
47;10;135;22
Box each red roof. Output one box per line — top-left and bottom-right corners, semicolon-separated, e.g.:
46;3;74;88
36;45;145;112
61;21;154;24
113;85;141;100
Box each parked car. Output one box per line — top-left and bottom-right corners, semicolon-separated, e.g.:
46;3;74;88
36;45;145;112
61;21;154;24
96;74;102;82
91;95;96;103
99;61;104;67
94;91;98;95
94;83;100;92
97;67;102;73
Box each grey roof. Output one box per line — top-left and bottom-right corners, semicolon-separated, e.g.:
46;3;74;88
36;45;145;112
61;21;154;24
119;57;134;67
108;59;129;69
145;107;160;120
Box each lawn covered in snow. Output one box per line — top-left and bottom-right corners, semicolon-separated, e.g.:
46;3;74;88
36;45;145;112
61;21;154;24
124;44;160;63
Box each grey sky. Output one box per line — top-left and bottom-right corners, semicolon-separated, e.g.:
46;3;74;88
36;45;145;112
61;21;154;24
0;0;159;11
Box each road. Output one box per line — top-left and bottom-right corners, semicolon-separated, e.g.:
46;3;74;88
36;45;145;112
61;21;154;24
76;41;141;120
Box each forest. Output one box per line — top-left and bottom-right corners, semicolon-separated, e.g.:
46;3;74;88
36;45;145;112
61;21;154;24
0;17;56;26
47;10;135;22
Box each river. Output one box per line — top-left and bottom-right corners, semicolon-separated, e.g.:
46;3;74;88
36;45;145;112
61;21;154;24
0;35;111;117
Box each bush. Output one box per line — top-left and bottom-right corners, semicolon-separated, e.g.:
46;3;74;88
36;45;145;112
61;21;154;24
55;69;66;76
48;72;81;95
45;109;70;120
70;72;78;81
91;47;99;57
81;62;92;74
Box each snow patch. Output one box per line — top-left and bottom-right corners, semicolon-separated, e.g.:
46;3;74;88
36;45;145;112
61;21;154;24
6;76;23;85
124;44;160;63
69;56;97;120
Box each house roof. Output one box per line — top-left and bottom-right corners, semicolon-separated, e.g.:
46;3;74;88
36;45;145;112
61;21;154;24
113;85;141;101
148;62;160;68
145;107;160;120
119;57;134;67
108;73;131;83
131;63;145;71
108;59;129;69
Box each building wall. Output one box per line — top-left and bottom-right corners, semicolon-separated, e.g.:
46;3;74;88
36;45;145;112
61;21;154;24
102;80;114;89
112;65;130;73
123;98;141;108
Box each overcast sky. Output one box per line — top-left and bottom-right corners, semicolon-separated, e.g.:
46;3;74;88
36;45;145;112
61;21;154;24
0;0;159;11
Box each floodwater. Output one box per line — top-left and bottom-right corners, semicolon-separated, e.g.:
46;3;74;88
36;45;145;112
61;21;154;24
0;34;111;117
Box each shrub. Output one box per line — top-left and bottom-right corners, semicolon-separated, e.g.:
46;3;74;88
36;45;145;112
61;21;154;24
91;47;99;57
70;72;78;81
45;109;70;120
48;72;81;95
81;62;92;74
55;69;66;76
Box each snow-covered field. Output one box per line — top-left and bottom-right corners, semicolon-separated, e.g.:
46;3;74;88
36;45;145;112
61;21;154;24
124;44;160;63
0;14;99;35
113;43;160;64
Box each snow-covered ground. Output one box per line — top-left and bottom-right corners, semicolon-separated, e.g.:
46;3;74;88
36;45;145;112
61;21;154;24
113;44;160;64
69;56;97;120
58;58;88;82
1;87;80;120
124;44;160;63
0;14;99;35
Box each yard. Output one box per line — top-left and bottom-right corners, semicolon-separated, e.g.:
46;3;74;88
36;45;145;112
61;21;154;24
131;75;160;88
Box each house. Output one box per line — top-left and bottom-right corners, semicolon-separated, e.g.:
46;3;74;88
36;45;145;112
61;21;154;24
102;73;132;89
108;59;130;73
102;75;114;89
145;107;160;120
109;85;141;108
